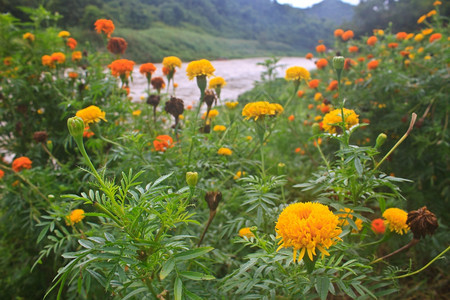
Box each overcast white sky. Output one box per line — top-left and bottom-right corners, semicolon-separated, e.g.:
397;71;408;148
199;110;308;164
277;0;360;9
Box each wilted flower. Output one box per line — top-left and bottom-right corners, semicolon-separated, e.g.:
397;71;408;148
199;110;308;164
107;37;128;55
407;206;438;239
164;96;184;121
12;157;32;172
383;208;409;235
76;105;107;125
33;131;48;143
151;77;165;93
205;191;222;212
275;202;342;263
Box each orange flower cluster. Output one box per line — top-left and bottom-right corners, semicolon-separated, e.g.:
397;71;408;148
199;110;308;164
396;32;408;40
72;51;82;61
316;44;326;53
341;30;354;41
140;63;157;77
305;53;313;59
367;60;379;70
308;79;320;89
348;46;358;53
67;38;77;50
94;19;115;38
367;36;378;46
12;157;32;172
153;135;174;152
108;59;135;78
316;58;328;69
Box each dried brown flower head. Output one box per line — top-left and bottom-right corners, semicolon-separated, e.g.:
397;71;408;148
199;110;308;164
165;96;184;119
203;89;216;108
204;191;222;212
107;37;128;55
33;131;48;143
147;94;161;108
407;206;438;239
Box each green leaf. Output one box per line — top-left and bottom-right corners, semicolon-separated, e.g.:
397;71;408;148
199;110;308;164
37;224;50;244
179;271;215;281
174;247;213;261
78;239;94;249
174;277;183;300
354;157;363;175
184;288;203;300
315;276;330;300
160;258;175;280
122;287;149;300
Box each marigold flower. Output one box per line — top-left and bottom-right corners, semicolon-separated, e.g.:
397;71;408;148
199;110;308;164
0;169;4;179
12;157;32;172
140;63;157;77
94;19;115;38
322;108;359;134
242;101;283;121
407;206;438;239
68;72;78;79
314;92;322;101
108;59;135;78
285;66;311;82
396;32;408;40
234;171;246;180
217;147;232;156
367;36;378;46
305;53;314;59
213;125;226;132
367;60;379;70
327;80;338;91
132;110;141;116
316;44;326;53
42;55;53;67
288;115;295;121
433;1;441;5
414;34;424;42
51;52;65;64
67;38;77;50
295;147;305;155
208;76;227;89
371;218;386;234
225;101;238;109
151;77;166;92
383;208;409;235
314;115;322;121
83;127;94;138
320;103;331;114
58;31;70;38
107;37;128;55
72;51;82;61
427;10;437;17
203;109;219;119
308;79;320;89
23;32;35;42
429;33;442;43
153;135;174;152
162;56;182;70
316;58;328;69
417;15;427;24
400;50;410;57
337;208;363;233
67;209;85;225
239;227;255;238
76;105;107;125
275;202;342;263
334;29;344;37
348;46;358;53
344;58;356;70
186;59;215;80
422;28;434;36
297;90;305;97
388;42;399;49
341;30;354;41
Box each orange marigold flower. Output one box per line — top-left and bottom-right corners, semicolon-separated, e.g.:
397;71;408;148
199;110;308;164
417;15;427;24
396;32;408;40
107;37;128;55
400;50;410;57
94;19;115;38
288;115;295;121
433;1;442;5
308;79;320;89
371;218;386;234
12;156;32;172
367;60;379;70
108;59;135;78
357;57;366;62
154;135;174;152
344;58;356;70
83;127;94;138
275;202;342;263
316;58;328;69
429;33;442;43
140;63;157;77
388;42;399;49
334;28;344;37
320;103;331;114
327;80;338;91
427;10;437;17
72;51;82;61
367;54;374;59
23;32;35;42
42;55;53;67
67;38;77;50
348;46;358;53
383;208;409;235
305;53;314;59
316;44;326;53
341;30;354;41
0;169;4;179
67;209;85;225
51;52;65;64
308;104;314;110
68;72;78;79
217;147;232;156
295;147;305;155
367;36;377;46
239;227;255;238
297;90;305;97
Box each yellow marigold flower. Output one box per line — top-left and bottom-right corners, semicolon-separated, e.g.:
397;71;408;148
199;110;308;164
314;115;322;121
42;55;53;67
58;30;70;38
179;114;184;120
132;110;141;116
234;170;246;180
414;34;424;42
405;33;414;40
285;66;311;82
217;147;232;156
337;208;363;233
433;1;441;5
275;202;342;263
208;76;227;89
314;92;323;102
322;108;359;134
417;47;424;53
37;108;44;114
427;10;437;17
203;109;219;119
417;15;427;24
76;105;107;125
383;208;409;235
72;51;82;61
225;101;238;109
51;52;65;64
67;209;85;224
213;125;226;132
242;101;284;121
162;56;182;70
376;29;384;36
422;28;434;36
186;59;215;80
23;32;35;42
246;136;253;141
424;55;431;60
239;227;255;238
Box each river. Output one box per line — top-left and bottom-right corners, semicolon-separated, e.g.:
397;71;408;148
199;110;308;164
128;57;315;104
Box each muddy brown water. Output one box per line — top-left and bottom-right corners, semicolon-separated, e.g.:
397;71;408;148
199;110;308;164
128;57;316;104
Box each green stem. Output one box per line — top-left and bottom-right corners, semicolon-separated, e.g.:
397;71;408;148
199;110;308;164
374;113;417;171
315;139;331;170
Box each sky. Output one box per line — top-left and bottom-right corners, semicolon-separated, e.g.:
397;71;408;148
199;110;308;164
277;0;360;9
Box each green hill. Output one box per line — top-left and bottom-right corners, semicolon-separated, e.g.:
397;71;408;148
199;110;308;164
304;0;354;24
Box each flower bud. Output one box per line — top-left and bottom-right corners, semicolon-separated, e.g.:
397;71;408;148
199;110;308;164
186;172;198;187
67;116;85;139
333;56;345;71
375;133;387;148
277;162;286;175
312;123;321;135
